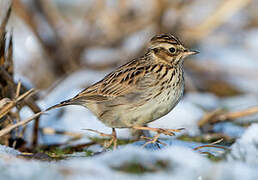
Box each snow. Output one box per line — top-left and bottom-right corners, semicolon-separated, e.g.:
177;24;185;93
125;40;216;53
0;145;20;156
1;144;258;180
213;122;245;138
227;124;258;165
0;145;209;180
244;29;258;57
184;92;220;110
210;162;258;180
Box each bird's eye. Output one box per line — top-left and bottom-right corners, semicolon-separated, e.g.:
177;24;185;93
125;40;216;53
169;47;176;53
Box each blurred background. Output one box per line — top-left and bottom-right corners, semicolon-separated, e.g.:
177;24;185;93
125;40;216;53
1;0;258;151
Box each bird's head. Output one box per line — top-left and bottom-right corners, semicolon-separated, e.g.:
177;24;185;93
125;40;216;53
148;33;199;66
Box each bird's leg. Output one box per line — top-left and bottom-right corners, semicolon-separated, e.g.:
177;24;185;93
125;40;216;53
132;126;184;146
107;128;117;149
84;128;117;150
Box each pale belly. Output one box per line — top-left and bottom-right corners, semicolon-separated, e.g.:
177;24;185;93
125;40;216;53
125;87;183;126
107;83;184;128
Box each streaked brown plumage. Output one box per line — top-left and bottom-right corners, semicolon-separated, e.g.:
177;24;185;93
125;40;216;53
47;33;199;148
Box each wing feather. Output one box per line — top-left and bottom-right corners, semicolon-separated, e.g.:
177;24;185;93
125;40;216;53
71;58;155;102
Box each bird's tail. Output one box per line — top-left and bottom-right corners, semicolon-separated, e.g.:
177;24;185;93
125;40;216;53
45;99;74;111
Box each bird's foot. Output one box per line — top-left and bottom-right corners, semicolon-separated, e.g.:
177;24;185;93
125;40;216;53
133;126;184;147
133;126;184;136
84;128;117;150
140;134;166;147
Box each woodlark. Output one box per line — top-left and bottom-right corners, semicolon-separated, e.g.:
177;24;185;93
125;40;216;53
47;33;199;149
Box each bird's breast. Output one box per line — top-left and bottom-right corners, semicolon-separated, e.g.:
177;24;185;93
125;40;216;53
125;70;184;126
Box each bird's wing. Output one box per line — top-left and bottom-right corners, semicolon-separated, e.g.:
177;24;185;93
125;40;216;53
70;58;157;103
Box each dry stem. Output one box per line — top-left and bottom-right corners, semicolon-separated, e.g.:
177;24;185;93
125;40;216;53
199;106;258;127
0;111;44;137
0;88;35;119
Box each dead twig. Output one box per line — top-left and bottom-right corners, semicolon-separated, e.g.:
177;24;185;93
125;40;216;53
198;109;225;127
0;98;10;109
0;111;44;137
15;81;22;98
40;127;83;139
217;106;258;121
199;106;258;128
193;138;227;151
0;88;35;119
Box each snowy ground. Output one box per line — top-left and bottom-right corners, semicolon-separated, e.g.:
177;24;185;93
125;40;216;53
1;124;258;180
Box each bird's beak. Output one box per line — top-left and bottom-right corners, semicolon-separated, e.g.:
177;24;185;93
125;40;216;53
183;49;199;56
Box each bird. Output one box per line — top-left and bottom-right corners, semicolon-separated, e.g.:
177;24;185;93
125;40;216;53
46;33;199;149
